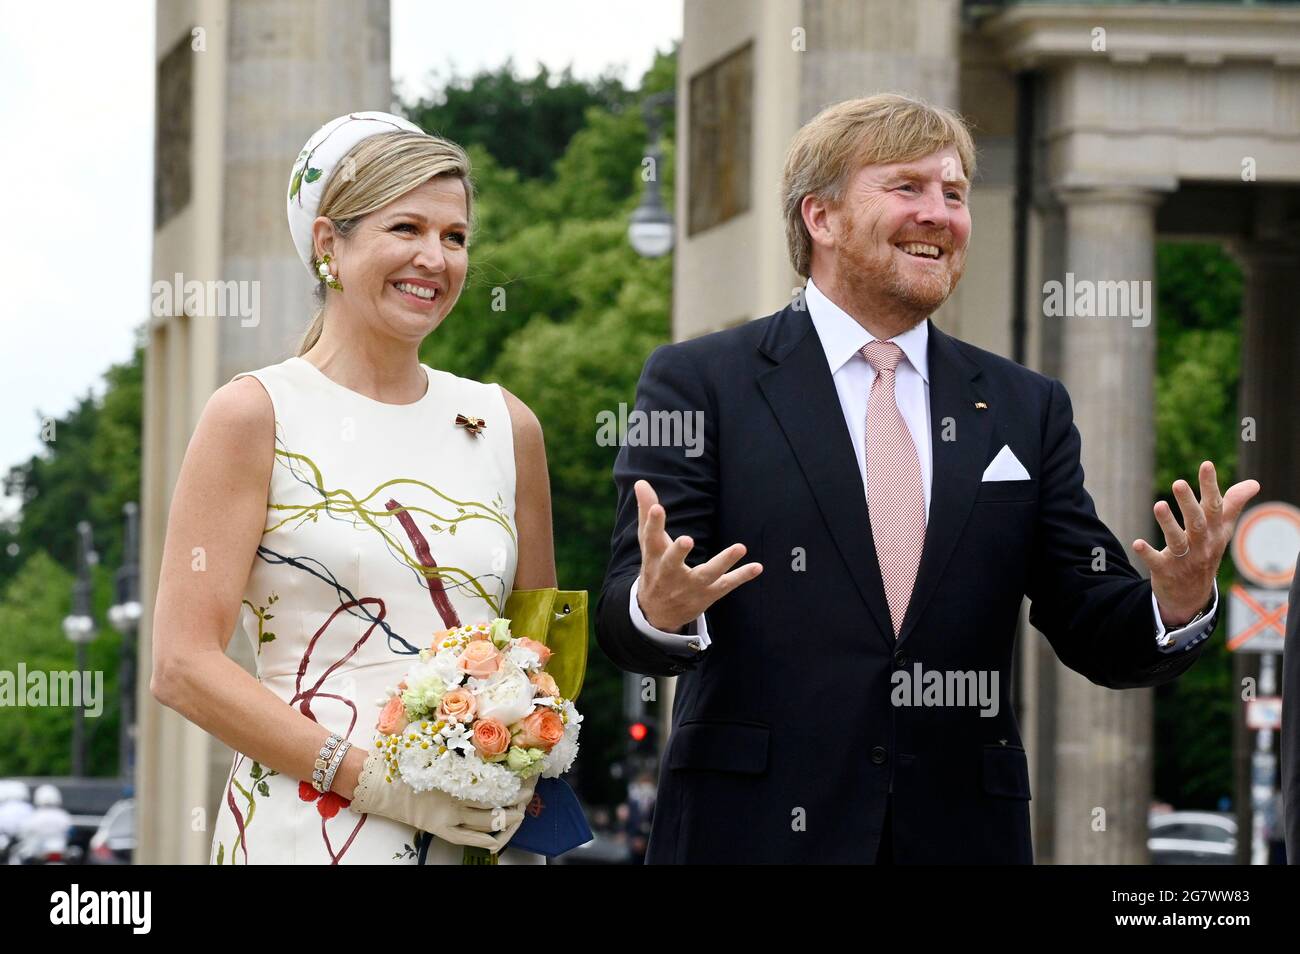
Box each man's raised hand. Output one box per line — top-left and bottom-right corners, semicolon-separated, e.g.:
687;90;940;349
1134;460;1260;628
633;479;763;633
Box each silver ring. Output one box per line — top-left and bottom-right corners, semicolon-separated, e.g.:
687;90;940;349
1172;546;1190;558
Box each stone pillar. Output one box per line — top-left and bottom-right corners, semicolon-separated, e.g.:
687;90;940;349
798;0;961;120
1050;184;1168;864
220;0;393;375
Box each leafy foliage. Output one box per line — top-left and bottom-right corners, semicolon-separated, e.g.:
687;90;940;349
1152;242;1244;811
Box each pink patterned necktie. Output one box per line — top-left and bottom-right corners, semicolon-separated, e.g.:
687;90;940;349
861;340;926;637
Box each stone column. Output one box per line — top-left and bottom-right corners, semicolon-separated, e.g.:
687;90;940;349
220;0;393;377
798;0;961;120
1050;184;1168;864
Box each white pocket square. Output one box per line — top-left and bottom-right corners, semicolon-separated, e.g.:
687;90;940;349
982;444;1031;482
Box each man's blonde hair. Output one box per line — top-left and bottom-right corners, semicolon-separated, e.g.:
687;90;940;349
781;93;977;278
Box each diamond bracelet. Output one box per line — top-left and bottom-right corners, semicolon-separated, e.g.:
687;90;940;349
311;733;344;793
321;740;351;794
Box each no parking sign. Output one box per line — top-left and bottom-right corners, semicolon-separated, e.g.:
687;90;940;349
1227;501;1299;652
1230;501;1300;588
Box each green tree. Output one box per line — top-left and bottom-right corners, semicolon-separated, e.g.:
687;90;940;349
0;550;122;777
404;60;635;181
1152;242;1244;811
1;335;144;593
0;336;142;777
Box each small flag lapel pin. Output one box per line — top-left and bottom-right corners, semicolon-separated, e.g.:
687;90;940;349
455;413;486;436
974;401;988;410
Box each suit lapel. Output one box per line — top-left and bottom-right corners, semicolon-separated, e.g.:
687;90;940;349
757;305;896;646
756;308;996;650
894;321;994;647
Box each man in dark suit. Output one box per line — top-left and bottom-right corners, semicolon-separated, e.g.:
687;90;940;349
596;93;1258;863
1282;554;1300;863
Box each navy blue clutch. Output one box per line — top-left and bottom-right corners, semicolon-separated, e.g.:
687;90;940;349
507;776;594;858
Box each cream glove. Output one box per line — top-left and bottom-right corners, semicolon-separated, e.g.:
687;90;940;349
461;774;539;853
347;750;525;851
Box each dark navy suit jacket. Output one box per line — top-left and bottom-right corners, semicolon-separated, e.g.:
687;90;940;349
597;302;1212;864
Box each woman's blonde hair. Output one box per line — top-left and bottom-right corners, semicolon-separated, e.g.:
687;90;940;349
781;93;977;279
298;130;475;355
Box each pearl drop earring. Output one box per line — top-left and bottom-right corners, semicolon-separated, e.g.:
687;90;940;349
316;253;343;291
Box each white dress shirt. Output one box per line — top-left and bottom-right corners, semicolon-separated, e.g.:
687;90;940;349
631;277;1217;655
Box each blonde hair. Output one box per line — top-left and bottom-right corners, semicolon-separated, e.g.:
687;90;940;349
298;130;475;355
781;93;977;278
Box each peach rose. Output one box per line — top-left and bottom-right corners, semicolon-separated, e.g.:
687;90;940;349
516;637;552;666
458;640;502;679
514;707;564;752
437;687;478;723
377;696;408;735
472;718;510;759
529;671;560;698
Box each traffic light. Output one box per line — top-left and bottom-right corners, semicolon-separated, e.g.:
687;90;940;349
628;717;658;759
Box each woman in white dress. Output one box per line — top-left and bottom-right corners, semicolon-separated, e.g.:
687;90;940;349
150;112;555;864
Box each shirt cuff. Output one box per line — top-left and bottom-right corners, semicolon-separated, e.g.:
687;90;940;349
629;577;711;652
1153;579;1219;653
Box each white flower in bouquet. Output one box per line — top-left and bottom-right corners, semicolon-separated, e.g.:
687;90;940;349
475;661;536;726
425;646;465;688
506;642;543;671
542;700;582;778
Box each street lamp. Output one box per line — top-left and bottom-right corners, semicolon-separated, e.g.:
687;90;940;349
60;520;98;777
627;90;675;259
108;502;142;785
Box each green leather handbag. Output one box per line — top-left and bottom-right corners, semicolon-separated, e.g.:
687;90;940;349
502;587;588;701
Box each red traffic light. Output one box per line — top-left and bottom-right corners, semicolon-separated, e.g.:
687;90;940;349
628;722;648;742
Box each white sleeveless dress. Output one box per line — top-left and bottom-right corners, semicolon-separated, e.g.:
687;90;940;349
208;355;544;865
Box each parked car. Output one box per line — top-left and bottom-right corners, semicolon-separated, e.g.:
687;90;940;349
1148;810;1236;864
86;798;134;865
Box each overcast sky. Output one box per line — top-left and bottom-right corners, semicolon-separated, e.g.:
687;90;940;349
0;0;681;521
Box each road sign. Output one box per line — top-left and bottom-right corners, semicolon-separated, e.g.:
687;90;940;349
1231;501;1300;588
1246;697;1282;731
1227;584;1288;653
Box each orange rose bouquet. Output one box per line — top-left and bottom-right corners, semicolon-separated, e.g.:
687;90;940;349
372;618;581;808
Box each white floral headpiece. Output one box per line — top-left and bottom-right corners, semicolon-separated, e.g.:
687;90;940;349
286;110;426;276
